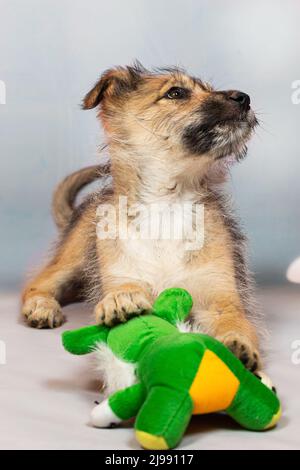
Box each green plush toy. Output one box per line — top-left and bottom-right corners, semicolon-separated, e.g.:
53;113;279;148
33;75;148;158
62;288;281;450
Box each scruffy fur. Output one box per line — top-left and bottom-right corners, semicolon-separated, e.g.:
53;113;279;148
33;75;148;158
22;64;262;371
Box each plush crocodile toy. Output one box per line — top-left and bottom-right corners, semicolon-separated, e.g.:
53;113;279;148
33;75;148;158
62;288;281;450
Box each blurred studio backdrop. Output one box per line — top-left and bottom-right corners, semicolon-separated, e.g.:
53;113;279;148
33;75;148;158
1;0;300;290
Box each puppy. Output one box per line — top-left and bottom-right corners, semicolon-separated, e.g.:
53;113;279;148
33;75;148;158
22;64;261;371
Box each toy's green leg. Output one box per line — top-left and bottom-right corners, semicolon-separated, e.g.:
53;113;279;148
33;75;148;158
153;288;193;325
135;386;193;450
62;325;110;355
91;382;146;428
227;373;281;431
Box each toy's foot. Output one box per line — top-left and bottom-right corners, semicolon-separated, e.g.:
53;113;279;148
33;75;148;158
95;288;152;326
136;431;169;450
217;332;261;372
22;296;65;329
91;399;121;428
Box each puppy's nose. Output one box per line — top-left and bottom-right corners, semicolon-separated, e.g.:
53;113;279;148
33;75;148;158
228;91;250;111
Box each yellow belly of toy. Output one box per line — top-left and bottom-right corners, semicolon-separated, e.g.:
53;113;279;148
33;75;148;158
189;349;240;414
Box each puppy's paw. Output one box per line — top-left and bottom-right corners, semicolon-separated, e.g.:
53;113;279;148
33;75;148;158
254;371;277;394
95;288;152;326
22;296;65;329
217;332;261;372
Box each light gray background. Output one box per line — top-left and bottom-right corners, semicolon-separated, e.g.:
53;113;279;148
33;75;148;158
1;0;300;288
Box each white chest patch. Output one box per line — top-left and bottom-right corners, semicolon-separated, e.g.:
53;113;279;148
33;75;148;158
109;198;204;295
128;238;186;278
93;343;136;396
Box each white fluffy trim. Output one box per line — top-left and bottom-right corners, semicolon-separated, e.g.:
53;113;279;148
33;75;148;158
93;342;136;396
176;321;204;334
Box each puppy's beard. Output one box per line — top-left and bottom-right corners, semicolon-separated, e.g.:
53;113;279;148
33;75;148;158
211;110;258;161
212;125;250;161
182;109;258;162
200;111;258;184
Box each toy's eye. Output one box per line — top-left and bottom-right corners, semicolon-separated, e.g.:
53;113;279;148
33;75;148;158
164;87;190;100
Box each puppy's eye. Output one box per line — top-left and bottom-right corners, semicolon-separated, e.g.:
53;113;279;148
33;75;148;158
164;87;189;100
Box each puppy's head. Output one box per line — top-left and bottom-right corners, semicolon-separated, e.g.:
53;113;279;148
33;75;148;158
83;64;257;181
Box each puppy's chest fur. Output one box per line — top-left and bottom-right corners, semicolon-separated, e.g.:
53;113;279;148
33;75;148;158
120;238;190;293
107;197;228;295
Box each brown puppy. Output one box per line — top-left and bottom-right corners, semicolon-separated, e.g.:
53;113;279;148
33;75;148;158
22;64;262;371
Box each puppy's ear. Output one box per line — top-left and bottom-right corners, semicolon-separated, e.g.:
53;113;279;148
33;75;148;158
82;65;145;110
82;70;113;110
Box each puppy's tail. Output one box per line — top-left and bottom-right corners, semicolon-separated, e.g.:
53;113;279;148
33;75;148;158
52;163;110;231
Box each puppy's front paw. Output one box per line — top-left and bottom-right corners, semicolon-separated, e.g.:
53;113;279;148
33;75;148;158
217;332;261;372
95;288;152;326
254;371;277;394
22;296;65;329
